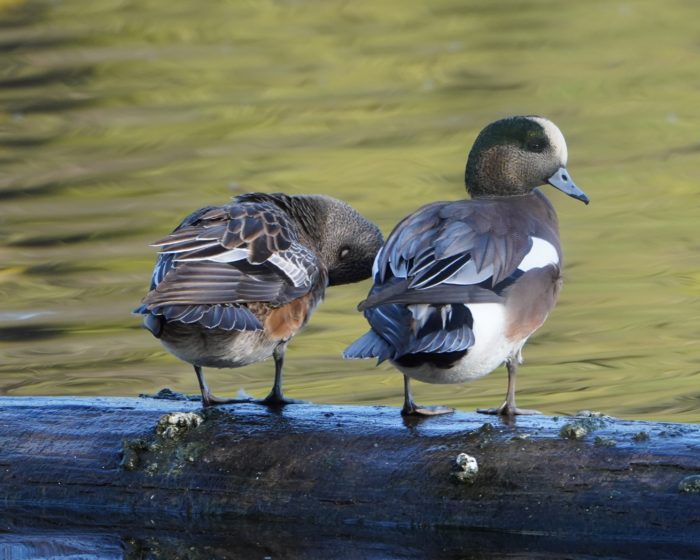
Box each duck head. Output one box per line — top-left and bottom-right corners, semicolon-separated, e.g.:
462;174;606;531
289;195;384;286
465;115;589;204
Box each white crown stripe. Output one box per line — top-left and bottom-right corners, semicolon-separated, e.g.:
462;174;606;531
530;117;568;165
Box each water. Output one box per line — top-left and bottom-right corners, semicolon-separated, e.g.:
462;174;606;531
3;522;693;560
1;0;700;425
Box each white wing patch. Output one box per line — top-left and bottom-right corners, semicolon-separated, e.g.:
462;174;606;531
408;303;459;333
443;261;495;286
268;253;311;288
371;251;382;279
175;247;249;263
158;240;220;254
408;303;432;330
389;256;408;279
386;236;556;288
170;242;313;289
518;237;558;271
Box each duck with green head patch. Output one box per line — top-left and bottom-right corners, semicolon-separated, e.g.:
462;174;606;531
344;116;589;416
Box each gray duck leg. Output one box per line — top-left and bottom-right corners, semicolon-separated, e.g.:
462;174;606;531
257;344;305;406
195;365;251;408
401;375;454;417
477;359;540;416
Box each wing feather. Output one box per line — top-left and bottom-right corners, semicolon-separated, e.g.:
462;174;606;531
349;194;562;361
138;199;323;328
368;199;536;305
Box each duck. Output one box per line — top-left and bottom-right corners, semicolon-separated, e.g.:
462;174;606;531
344;116;589;416
135;192;383;407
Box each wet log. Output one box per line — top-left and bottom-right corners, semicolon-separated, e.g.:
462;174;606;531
1;393;699;556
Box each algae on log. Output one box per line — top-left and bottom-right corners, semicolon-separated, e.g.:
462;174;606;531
1;394;699;554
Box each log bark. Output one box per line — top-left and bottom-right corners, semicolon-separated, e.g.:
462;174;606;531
1;393;700;557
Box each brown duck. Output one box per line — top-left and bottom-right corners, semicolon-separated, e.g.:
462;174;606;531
136;192;383;407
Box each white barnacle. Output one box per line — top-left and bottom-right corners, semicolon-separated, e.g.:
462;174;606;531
156;411;203;439
452;452;479;484
678;475;700;493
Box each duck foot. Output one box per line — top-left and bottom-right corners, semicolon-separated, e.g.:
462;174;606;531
202;394;253;408
401;404;454;417
255;392;307;407
478;361;541;416
476;403;541;416
401;376;454;416
195;366;252;408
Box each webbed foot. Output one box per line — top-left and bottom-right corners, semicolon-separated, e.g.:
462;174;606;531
256;392;307;407
202;394;253;408
477;402;541;416
401;403;454;417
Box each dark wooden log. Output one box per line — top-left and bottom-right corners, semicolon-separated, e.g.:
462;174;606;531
1;393;700;557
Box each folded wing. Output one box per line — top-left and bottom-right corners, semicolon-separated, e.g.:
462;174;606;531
136;201;322;331
346;199;545;361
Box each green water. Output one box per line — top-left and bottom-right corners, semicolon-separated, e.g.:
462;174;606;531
1;0;699;423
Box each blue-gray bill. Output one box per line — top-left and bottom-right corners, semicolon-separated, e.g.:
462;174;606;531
547;167;590;204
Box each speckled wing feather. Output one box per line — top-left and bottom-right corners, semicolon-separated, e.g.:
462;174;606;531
140;201;321;310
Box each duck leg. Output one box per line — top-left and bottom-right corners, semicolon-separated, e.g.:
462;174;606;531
477;359;540;416
401;375;454;416
258;344;305;406
195;365;251;408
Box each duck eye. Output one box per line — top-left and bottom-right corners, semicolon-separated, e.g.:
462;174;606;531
339;247;351;259
527;138;547;153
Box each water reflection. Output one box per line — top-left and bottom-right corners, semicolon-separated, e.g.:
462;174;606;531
3;517;695;560
0;0;698;423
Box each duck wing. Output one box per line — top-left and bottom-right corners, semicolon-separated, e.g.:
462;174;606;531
360;199;544;310
137;201;323;330
346;197;559;361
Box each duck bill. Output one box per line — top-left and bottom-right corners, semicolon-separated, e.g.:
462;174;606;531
547;167;589;204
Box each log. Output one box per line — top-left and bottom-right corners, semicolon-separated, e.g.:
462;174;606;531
1;392;700;557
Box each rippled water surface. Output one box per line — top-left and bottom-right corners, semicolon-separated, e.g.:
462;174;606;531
1;0;699;423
